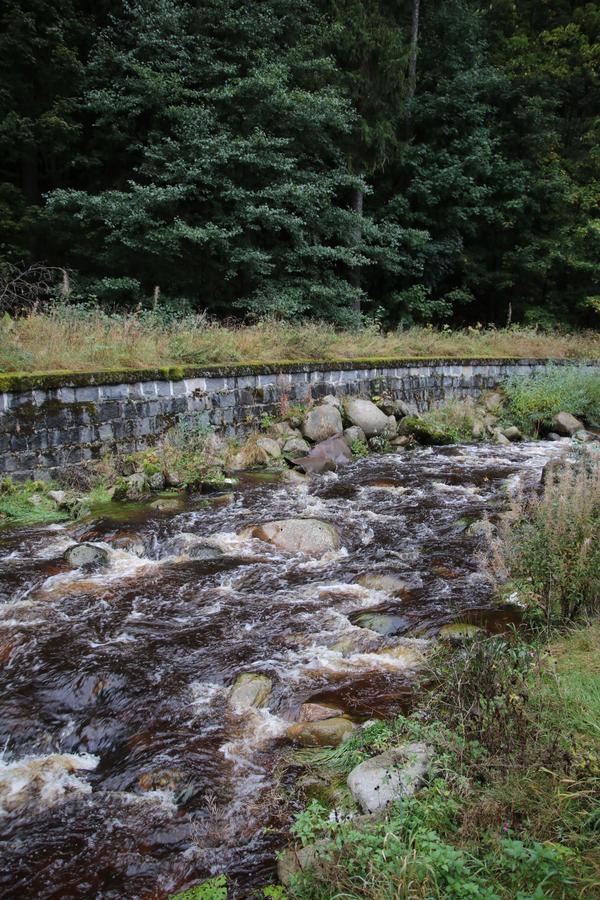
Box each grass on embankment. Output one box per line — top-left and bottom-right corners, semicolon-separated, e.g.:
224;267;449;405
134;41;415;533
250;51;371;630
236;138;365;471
1;307;598;374
279;623;600;899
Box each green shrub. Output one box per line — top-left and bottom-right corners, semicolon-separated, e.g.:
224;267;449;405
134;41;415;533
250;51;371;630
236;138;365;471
504;367;600;433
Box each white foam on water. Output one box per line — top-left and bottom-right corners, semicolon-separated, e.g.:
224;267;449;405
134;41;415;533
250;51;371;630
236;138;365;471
220;708;288;771
189;681;226;712
0;751;99;816
277;638;428;681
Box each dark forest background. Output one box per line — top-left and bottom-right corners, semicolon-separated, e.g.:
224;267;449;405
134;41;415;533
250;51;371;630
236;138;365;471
0;0;598;327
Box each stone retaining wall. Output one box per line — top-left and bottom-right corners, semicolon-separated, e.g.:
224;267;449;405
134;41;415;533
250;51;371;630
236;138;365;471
0;358;596;480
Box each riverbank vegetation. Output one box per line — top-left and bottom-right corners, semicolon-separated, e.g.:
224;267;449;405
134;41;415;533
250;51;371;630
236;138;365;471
1;1;599;330
272;449;600;898
0;310;598;375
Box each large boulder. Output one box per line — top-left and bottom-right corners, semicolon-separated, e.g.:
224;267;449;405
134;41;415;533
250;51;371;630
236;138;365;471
502;426;522;442
552;411;585;436
287;716;356;747
398;417;453;446
282;437;311;456
240;518;340;556
347;742;432;814
228;673;272;711
378;398;412;419
343;425;366;446
293;437;352;474
268;421;301;441
256;436;282;459
64;542;110;569
301;405;343;443
164;532;225;560
228;442;270;470
344;398;390;437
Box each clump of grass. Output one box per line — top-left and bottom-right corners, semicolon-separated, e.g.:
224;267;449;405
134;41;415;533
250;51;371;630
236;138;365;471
0;478;68;527
489;450;600;623
504;366;600;433
0;304;598;373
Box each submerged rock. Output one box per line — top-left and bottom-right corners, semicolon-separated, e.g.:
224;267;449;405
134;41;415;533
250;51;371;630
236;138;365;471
228;673;272;711
0;752;98;815
438;622;483;643
164;532;225;560
240;518;340;556
301;405;343;443
64;542;110;569
552;411;584;436
299;702;344;723
356;574;409;595
353;612;409;636
287;716;356;747
150;498;180;512
344;398;390;437
293;437;352;474
347;742;432;814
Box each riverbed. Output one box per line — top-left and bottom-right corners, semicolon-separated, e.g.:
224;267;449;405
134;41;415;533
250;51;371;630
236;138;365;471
0;442;561;898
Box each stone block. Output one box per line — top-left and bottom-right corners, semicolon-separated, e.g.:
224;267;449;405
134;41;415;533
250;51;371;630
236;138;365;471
74;386;100;403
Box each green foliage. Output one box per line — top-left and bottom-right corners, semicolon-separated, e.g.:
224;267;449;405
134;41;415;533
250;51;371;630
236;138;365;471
170;874;227;900
1;0;598;327
504;367;600;432
349;438;369;457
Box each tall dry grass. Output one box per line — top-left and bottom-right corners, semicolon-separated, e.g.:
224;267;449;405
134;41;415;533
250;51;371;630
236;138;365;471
489;449;600;622
0;305;598;373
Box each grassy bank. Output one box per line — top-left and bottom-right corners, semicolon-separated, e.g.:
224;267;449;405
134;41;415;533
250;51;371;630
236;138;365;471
1;308;598;374
280;622;600;898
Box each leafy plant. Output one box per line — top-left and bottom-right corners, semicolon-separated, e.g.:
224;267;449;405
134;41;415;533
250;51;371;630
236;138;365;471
170;875;227;900
349;438;369;457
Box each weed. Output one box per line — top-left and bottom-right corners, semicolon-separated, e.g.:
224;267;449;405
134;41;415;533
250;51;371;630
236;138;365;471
349;438;369;458
488;451;600;623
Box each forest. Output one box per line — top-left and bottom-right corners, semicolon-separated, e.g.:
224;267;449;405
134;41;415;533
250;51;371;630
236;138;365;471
0;0;599;329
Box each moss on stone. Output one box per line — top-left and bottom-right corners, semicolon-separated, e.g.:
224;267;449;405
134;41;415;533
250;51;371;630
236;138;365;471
0;356;587;394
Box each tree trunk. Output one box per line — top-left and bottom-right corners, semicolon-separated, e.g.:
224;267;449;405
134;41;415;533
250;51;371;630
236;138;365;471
21;141;39;206
407;0;420;105
350;186;364;314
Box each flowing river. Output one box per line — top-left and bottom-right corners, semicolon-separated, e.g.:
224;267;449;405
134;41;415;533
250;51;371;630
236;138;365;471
0;442;562;898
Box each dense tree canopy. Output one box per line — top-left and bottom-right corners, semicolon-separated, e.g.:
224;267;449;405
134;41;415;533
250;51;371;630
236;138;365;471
0;0;598;326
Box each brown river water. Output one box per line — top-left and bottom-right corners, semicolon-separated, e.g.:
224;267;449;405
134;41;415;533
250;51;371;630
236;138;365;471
0;442;562;898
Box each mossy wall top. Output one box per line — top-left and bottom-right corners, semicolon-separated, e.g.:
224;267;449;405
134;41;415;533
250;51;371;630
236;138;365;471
0;358;597;480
